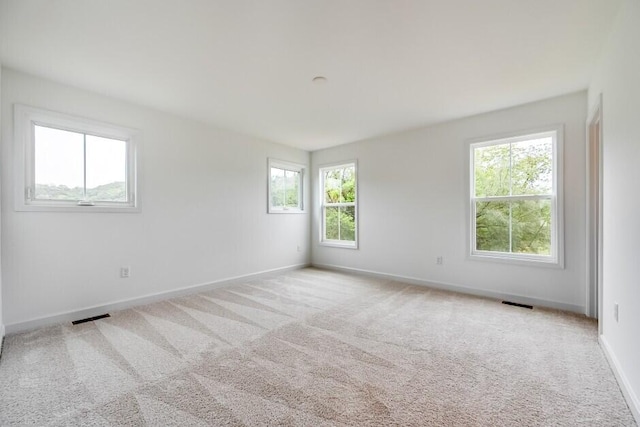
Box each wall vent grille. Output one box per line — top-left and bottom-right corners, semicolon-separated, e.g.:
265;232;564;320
72;313;111;325
502;301;533;309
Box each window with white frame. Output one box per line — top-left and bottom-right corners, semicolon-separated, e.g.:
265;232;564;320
320;162;357;247
268;159;304;213
14;105;139;212
469;127;563;265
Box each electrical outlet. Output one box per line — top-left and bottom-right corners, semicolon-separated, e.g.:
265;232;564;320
436;256;443;265
120;267;130;278
614;302;619;322
297;245;301;252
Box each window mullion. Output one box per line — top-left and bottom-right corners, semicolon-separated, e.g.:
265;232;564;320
83;133;87;200
508;202;513;253
337;207;342;240
322;173;327;239
325;203;355;208
283;171;287;208
508;142;512;253
338;169;343;240
476;194;551;202
299;171;303;208
298;171;302;210
509;142;513;197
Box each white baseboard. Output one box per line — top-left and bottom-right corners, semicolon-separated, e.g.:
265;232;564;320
5;263;309;335
312;263;584;314
599;335;640;423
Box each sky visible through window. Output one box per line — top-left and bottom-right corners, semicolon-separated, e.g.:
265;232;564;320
270;166;300;209
35;125;126;190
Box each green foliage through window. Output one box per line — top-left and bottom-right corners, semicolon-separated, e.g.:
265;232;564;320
472;133;555;257
321;164;356;244
35;182;127;202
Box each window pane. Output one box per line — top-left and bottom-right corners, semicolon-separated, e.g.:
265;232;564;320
339;206;356;241
34;125;84;200
325;206;340;240
324;169;343;203
512;199;552;255
511;137;553;196
324;206;356;241
341;166;356;202
270;167;285;207
475;201;510;252
270;167;300;209
85;135;127;202
474;144;510;197
284;169;300;208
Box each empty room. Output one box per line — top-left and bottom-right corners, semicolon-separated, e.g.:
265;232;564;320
0;0;639;425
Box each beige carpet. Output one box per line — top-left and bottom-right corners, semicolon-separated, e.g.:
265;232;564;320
0;268;635;426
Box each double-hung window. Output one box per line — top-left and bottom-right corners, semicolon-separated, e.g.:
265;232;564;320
320;162;357;248
469;127;563;266
14;105;139;212
268;159;304;213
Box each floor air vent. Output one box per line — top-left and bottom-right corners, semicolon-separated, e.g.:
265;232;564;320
72;313;111;325
502;301;533;309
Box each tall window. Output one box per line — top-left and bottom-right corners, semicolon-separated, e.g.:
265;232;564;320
470;128;563;265
320;162;357;248
14;105;139;212
268;159;304;213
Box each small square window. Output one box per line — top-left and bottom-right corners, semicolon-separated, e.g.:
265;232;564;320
268;159;305;213
14;105;139;212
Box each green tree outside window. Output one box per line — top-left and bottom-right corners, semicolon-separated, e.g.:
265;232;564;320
473;134;556;257
321;164;357;244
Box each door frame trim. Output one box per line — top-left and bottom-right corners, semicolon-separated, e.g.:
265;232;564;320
586;93;603;330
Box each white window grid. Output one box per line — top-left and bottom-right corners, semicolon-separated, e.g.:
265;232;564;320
469;127;564;266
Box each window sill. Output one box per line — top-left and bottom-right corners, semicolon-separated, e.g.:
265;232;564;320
469;252;563;269
16;203;140;213
320;240;358;249
268;208;306;214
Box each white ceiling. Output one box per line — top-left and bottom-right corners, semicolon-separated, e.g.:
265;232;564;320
0;0;622;151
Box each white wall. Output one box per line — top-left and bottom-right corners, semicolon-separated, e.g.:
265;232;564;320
312;91;587;312
0;64;4;344
1;68;310;330
588;0;640;419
